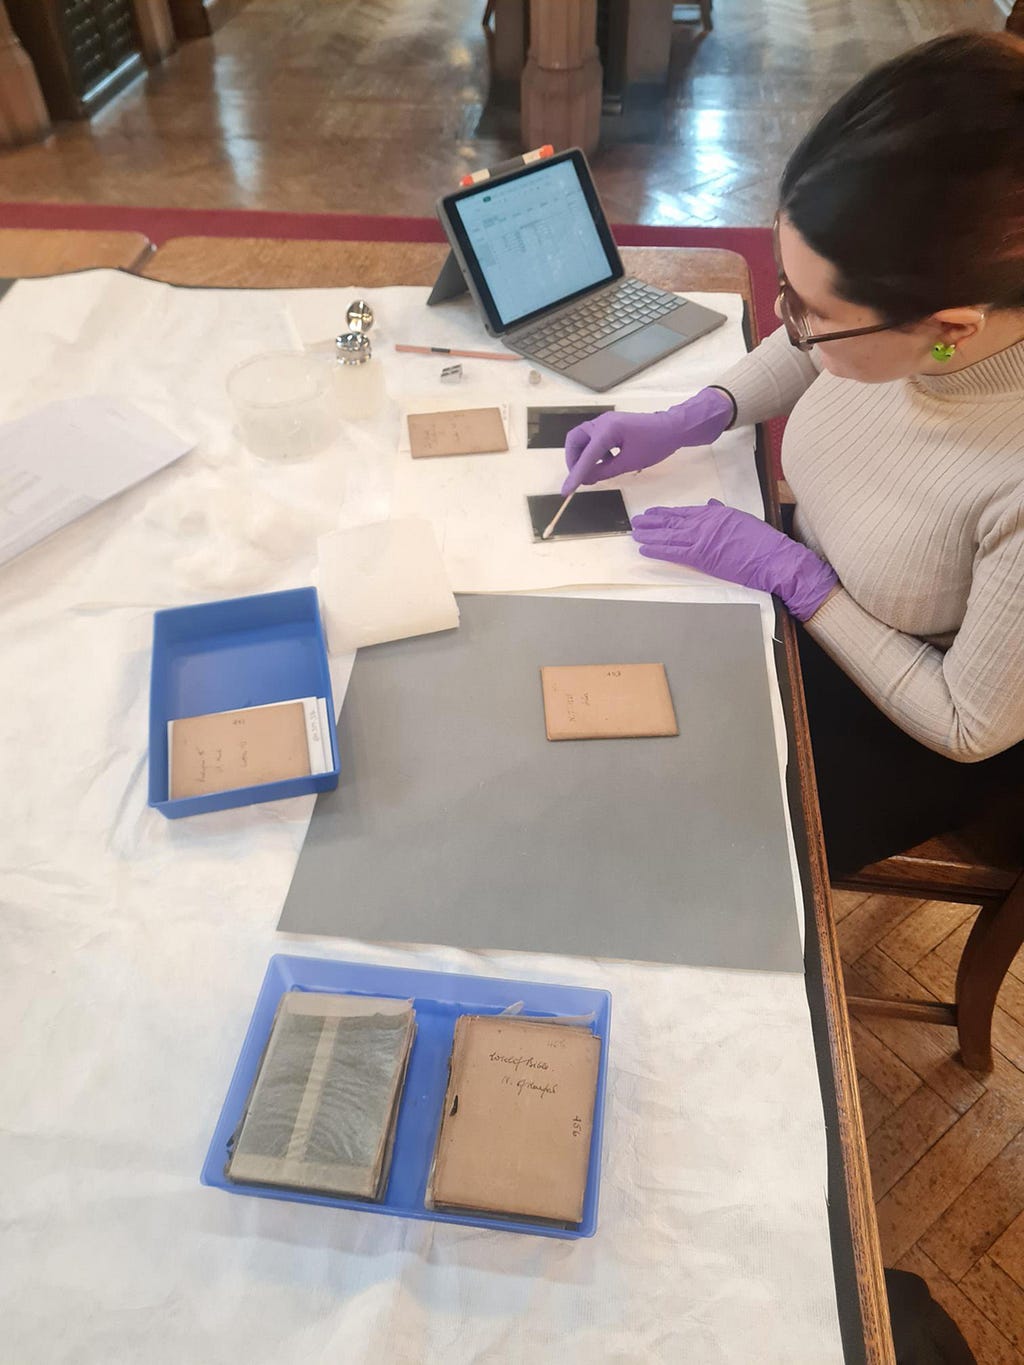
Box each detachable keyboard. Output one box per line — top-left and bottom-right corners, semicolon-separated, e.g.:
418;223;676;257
511;278;687;368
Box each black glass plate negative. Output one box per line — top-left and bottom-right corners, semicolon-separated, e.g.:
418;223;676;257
527;489;632;542
526;406;614;450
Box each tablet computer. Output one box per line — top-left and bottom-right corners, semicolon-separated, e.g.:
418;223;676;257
435;148;727;391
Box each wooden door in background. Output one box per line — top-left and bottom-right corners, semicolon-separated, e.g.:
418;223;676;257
0;0;51;145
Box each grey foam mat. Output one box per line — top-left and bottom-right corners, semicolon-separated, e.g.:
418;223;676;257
280;595;802;972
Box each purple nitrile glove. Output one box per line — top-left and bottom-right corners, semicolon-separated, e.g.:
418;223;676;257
631;500;839;621
561;386;735;496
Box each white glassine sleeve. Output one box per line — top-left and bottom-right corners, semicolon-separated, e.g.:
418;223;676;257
317;516;460;652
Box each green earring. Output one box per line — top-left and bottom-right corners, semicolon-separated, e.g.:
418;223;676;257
932;341;956;363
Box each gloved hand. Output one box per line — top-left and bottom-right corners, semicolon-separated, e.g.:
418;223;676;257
632;500;839;621
561;386;735;495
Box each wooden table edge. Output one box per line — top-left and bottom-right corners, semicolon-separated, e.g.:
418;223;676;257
0;227;153;276
762;478;895;1364
140;236;753;293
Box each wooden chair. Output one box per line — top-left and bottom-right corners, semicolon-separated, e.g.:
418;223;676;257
835;796;1024;1073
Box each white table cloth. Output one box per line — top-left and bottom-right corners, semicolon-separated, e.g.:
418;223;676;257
0;271;845;1363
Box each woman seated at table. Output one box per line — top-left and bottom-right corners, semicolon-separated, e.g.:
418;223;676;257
563;31;1024;879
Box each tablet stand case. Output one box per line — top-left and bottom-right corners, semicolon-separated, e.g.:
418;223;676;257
427;151;552;308
426;248;469;307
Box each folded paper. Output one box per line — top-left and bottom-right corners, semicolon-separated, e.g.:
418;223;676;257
540;663;678;740
431;1015;601;1224
407;407;508;458
317;517;460;652
168;699;318;799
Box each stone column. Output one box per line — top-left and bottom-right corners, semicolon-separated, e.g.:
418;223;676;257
0;0;50;148
520;0;602;156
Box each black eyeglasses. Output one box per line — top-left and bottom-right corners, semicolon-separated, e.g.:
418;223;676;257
772;217;903;351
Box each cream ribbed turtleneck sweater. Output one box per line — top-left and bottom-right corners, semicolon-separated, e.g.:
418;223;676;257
716;326;1024;761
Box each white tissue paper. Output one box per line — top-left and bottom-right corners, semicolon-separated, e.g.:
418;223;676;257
0;274;843;1365
317;516;460;652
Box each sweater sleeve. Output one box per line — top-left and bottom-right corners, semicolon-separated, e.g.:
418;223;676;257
715;325;823;428
803;500;1024;761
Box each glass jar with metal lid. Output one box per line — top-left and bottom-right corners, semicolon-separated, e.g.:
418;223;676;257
334;331;385;420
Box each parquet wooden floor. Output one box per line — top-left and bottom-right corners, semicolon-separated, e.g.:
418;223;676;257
836;888;1024;1362
0;0;1006;226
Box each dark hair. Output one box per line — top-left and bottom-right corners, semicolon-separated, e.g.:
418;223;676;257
780;32;1024;320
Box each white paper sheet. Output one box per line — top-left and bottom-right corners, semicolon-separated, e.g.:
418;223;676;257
291;289;762;594
0;396;192;565
392;389;734;593
317;517;459;650
0;271;843;1365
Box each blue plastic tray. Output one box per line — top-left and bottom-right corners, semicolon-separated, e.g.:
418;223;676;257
148;587;339;818
202;954;611;1239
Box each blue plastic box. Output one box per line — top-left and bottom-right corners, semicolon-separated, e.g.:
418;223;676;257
148;587;339;818
202;954;611;1239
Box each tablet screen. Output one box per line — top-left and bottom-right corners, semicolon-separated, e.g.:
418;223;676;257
441;151;621;332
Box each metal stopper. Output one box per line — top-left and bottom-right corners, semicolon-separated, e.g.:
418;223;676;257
335;331;372;365
345;299;374;333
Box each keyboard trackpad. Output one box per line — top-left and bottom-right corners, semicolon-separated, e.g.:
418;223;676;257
610;324;685;363
569;323;687;390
